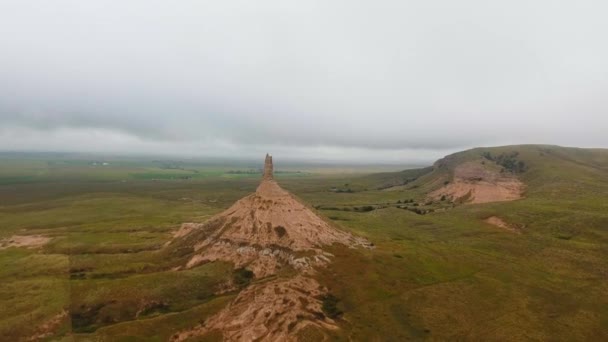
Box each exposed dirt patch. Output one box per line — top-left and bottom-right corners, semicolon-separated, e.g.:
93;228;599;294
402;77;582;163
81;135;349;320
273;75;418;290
484;216;521;233
135;300;170;318
164;223;199;247
26;310;68;341
0;235;51;249
172;275;337;342
430;161;525;204
173;223;197;238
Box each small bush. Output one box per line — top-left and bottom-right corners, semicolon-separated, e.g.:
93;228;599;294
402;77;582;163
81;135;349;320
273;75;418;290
321;294;343;319
274;226;287;238
233;268;254;287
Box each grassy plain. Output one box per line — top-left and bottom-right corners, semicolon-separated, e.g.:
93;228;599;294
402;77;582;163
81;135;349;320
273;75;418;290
1;146;607;340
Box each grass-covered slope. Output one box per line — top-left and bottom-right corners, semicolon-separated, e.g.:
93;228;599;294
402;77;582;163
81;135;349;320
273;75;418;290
304;145;608;340
361;144;608;197
1;146;607;340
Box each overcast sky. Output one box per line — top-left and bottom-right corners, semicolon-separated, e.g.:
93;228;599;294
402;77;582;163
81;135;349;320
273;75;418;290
1;1;607;163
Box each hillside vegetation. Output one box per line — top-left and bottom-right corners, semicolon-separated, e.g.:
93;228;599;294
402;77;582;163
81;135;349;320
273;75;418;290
1;145;607;340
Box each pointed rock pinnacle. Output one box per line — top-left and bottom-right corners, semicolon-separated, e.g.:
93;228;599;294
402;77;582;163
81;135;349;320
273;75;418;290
263;153;274;180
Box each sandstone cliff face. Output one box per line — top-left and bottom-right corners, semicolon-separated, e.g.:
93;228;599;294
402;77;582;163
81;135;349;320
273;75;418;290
168;155;371;341
429;160;524;204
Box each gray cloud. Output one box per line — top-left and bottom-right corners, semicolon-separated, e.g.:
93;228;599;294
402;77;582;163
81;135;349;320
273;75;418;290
1;0;607;162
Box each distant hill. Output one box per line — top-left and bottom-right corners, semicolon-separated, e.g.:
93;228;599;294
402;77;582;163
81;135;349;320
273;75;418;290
360;145;608;204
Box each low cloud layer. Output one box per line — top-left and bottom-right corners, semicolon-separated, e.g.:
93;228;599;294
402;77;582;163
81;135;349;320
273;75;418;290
1;1;607;163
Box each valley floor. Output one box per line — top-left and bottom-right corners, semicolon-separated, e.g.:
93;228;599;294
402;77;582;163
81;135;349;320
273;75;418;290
1;154;607;340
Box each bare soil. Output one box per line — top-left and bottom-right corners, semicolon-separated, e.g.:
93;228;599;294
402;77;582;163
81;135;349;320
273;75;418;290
430;161;525;204
173;180;370;276
26;310;68;341
0;235;51;250
484;216;521;233
169;178;371;340
172;275;337;342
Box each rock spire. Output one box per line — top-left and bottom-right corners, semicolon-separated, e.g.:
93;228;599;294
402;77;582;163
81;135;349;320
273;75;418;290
168;154;372;341
263;153;273;180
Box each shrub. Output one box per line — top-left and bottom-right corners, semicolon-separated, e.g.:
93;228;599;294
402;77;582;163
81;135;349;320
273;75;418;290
484;151;527;173
321;294;342;318
233;268;254;287
274;226;287;238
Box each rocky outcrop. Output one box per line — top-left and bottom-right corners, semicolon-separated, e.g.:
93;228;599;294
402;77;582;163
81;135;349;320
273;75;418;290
176;179;367;276
429;160;525;204
171;275;337;342
264;153;274;180
168;155;372;341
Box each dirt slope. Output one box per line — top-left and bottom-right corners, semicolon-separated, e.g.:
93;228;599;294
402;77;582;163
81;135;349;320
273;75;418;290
174;179;368;277
361;145;608;202
429;160;525;204
484;216;521;233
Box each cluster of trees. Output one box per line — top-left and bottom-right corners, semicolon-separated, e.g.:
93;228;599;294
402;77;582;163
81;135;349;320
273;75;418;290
330;183;355;193
401;207;434;215
376;176;419;190
314;205;375;212
226;169;260;174
331;188;354;193
482;151;527;173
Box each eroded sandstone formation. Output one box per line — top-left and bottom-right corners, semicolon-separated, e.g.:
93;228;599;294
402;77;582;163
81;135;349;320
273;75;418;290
429;160;525;204
168;155;372;341
264;153;273;180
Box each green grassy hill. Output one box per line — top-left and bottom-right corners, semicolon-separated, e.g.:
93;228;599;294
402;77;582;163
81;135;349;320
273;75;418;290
306;145;608;340
358;144;608;196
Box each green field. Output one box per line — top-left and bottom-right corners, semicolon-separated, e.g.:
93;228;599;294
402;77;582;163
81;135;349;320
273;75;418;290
1;146;607;340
